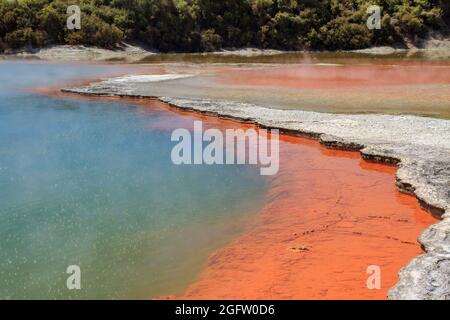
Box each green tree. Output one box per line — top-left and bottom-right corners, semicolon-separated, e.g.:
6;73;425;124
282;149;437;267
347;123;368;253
0;0;448;53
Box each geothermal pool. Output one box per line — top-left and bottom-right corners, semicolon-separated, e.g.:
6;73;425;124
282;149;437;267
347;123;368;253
0;57;441;299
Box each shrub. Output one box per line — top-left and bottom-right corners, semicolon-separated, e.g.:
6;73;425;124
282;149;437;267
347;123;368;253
37;4;65;43
200;29;222;51
4;28;35;49
319;18;372;50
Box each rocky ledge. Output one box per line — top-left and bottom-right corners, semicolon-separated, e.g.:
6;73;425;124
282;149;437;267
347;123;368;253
62;78;450;300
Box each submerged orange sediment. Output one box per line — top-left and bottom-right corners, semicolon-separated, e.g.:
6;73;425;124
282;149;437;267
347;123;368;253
217;64;450;89
180;135;437;300
212;63;450;118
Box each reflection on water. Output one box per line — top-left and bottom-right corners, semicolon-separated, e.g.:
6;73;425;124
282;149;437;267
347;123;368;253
0;62;267;299
138;50;450;65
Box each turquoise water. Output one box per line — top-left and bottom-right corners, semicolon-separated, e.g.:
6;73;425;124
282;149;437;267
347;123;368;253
0;61;267;299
